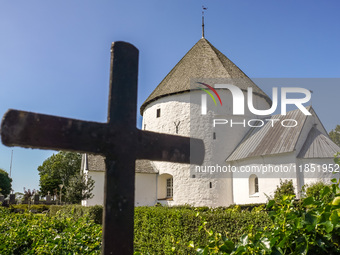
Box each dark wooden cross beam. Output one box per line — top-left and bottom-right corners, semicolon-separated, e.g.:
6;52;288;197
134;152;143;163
0;42;204;254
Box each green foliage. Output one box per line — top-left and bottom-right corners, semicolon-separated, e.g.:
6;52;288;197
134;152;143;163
304;181;333;201
0;206;11;215
38;151;94;204
186;154;340;254
49;205;103;224
88;205;103;224
273;179;295;201
38;151;82;197
11;204;50;213
189;178;340;254
134;206;270;254
329;125;340;147
0;207;102;254
2;203;269;254
186;214;236;254
226;203;266;212
0;168;12;197
237;180;340;254
49;204;268;252
4;169;340;255
65;173;95;204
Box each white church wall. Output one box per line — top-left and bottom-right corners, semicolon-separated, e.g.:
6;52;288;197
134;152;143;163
82;171;158;207
142;94;191;135
143;93;219;206
231;154;340;205
296;158;340;190
189;89;271;160
82;171;105;206
231;153;299;204
151;161;220;206
135;173;157;206
142;88;270;207
83;92;337;208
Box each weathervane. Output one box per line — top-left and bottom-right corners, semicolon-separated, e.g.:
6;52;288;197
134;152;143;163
202;6;208;38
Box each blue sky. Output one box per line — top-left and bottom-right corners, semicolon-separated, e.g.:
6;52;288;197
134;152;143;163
0;0;339;193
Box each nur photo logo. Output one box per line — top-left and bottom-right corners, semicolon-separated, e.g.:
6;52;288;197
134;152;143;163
197;82;312;116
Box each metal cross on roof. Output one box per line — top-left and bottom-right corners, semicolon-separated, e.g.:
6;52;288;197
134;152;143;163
0;41;204;255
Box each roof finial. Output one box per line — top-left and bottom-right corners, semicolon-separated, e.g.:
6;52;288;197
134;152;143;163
202;6;207;38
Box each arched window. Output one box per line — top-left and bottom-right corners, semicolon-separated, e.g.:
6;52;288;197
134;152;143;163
249;174;259;196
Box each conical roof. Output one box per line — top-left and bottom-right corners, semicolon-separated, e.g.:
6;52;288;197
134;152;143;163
140;38;271;114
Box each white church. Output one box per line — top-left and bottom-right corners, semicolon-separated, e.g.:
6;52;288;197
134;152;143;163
81;37;340;207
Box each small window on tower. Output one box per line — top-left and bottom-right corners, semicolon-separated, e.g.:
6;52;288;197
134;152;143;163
156;109;161;118
213;132;216;140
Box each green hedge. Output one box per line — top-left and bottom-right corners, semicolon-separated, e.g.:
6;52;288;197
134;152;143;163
49;205;103;224
10;204;50;213
134;206;270;254
0;206;102;254
1;204;270;254
48;204;270;254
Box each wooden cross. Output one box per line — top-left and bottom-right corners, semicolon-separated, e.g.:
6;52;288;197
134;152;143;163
0;42;204;254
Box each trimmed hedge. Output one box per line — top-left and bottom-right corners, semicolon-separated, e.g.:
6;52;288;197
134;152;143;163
3;204;270;254
0;206;102;254
10;204;50;213
48;204;270;254
134;206;270;254
49;205;103;224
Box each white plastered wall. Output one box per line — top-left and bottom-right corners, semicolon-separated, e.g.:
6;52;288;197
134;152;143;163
82;170;105;206
135;173;157;206
82;170;157;207
231;152;299;204
142;89;270;207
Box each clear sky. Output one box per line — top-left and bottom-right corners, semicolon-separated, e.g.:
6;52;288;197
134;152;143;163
0;0;339;193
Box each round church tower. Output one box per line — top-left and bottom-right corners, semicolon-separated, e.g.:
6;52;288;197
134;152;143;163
140;38;271;207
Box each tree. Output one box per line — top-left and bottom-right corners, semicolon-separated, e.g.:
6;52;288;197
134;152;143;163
329;125;340;147
0;168;12;198
38;151;82;197
65;173;95;204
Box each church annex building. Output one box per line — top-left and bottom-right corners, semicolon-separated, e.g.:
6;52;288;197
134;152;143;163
81;37;340;207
